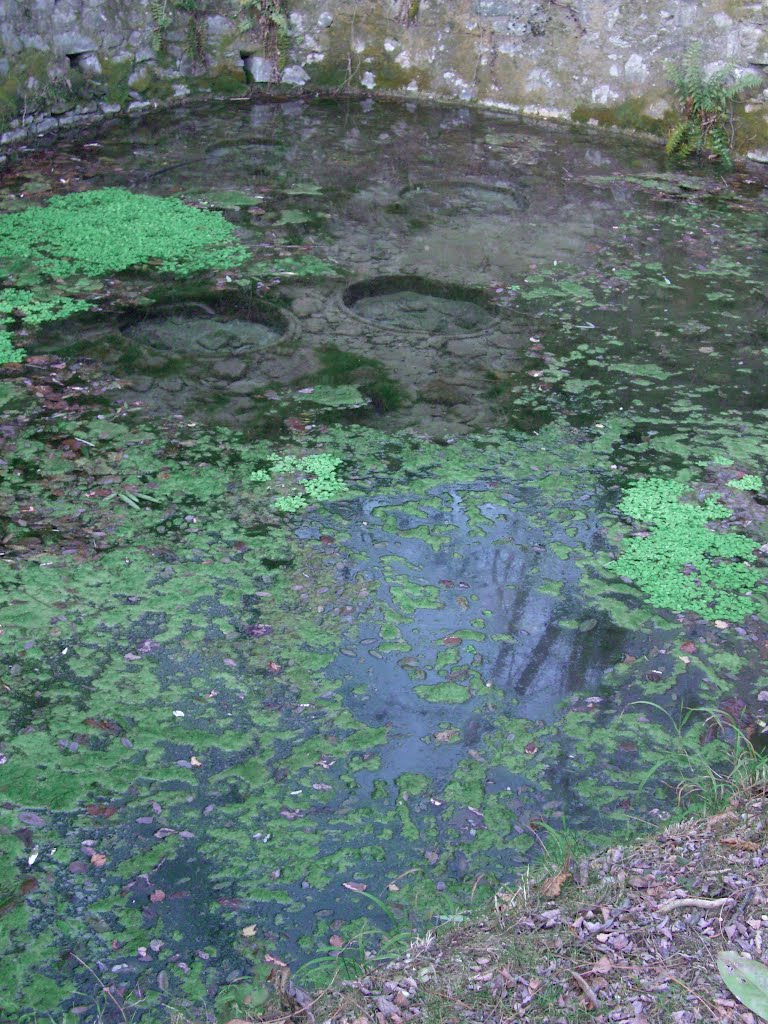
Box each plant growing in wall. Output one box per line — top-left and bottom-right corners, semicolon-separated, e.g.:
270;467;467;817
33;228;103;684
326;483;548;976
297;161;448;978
149;0;210;64
238;0;291;76
666;45;762;170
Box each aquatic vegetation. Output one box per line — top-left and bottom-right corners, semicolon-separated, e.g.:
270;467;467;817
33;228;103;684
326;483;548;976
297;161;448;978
296;384;368;409
251;452;346;510
248;254;338;277
306;345;406;412
0;329;24;363
0;288;91;326
2;98;768;1022
728;474;763;492
0;188;249;282
609;478;764;621
0;188;250;361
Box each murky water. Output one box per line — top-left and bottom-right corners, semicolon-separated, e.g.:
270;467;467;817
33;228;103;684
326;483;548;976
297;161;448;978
1;98;767;1021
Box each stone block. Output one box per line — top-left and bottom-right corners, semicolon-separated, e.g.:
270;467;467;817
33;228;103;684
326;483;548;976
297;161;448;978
282;64;310;85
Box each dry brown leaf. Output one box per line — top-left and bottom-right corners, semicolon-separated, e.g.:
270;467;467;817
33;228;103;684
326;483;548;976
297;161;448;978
241;924;258;937
590;955;613;975
541;869;571;898
343;881;367;891
90;852;107;868
720;838;759;851
264;953;287;966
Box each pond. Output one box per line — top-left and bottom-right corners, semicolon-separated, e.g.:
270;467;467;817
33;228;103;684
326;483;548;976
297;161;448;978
0;97;766;1022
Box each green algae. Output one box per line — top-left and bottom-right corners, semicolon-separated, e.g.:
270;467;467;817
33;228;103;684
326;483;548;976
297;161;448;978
414;682;472;704
2;401;766;1017
0;188;251;361
297;384;369;409
0;329;24;363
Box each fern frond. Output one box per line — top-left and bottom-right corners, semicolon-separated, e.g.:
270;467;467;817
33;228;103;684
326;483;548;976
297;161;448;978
666;120;693;157
708;124;734;168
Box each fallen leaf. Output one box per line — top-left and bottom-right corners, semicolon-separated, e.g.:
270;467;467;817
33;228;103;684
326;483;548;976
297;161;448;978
342;882;367;892
18;811;45;827
435;729;460;742
442;635;462;646
524;741;538;755
265;953;288;965
329;935;344;948
90;852;107;868
590;955;613;975
242;924;258;937
86;803;118;818
721;838;759;851
541;869;571;898
190;756;202;767
149;889;166;903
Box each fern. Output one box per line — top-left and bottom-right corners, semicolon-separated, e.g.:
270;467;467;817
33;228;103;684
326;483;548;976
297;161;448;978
239;0;291;76
666;46;762;169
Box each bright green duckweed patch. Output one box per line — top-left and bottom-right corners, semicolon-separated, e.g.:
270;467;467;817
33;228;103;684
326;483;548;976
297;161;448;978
609;478;765;621
251;452;347;510
0;188;249;281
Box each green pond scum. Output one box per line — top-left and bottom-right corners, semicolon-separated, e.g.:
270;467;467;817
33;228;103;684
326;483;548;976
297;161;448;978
0;99;766;1022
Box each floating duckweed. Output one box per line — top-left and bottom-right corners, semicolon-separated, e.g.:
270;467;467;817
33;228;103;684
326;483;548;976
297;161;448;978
727;474;763;491
0;329;24;363
0;188;249;281
609;478;764;621
252;453;346;511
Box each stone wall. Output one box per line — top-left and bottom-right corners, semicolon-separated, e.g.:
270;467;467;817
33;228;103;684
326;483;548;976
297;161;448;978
1;0;766;160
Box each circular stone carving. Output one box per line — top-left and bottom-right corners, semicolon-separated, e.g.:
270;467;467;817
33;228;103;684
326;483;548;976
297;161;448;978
340;275;499;337
398;179;529;216
120;294;299;359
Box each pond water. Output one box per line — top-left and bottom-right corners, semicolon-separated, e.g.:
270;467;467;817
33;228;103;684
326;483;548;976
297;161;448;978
0;97;767;1022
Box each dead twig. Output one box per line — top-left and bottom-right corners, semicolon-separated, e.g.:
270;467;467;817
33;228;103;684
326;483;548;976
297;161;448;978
657;896;733;914
570;969;599;1008
69;954;129;1023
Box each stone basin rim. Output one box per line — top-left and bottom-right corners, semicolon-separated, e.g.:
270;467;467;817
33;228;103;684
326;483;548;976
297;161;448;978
338;274;503;338
398;177;530;212
119;293;302;354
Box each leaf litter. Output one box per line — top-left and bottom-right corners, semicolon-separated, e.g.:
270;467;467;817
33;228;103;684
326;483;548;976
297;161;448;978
304;784;768;1024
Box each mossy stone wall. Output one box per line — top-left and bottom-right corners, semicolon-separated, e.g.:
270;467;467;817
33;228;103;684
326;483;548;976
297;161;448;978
0;0;767;159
